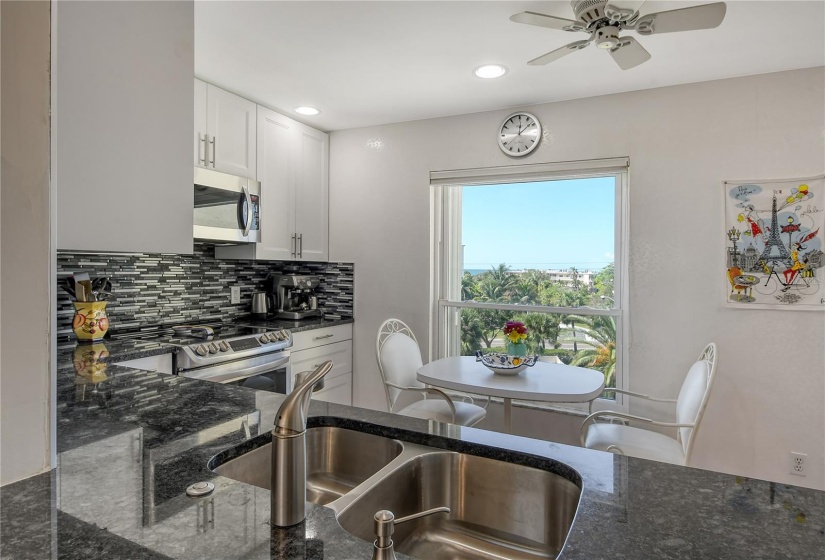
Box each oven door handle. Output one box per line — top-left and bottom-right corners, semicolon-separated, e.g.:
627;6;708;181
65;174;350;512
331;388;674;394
180;355;290;385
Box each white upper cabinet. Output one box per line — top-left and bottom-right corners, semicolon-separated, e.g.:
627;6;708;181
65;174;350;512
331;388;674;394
55;1;193;254
254;107;296;261
217;105;328;262
194;79;208;167
194;80;257;180
294;126;329;261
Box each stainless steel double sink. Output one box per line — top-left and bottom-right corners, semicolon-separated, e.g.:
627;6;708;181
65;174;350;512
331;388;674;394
212;425;581;560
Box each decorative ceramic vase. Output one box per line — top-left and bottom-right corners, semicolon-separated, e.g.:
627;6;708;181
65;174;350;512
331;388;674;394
506;341;528;357
72;302;110;342
73;342;110;382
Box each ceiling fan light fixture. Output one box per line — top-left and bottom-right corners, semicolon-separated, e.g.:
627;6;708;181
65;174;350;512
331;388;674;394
294;106;320;116
596;37;618;49
474;64;508;79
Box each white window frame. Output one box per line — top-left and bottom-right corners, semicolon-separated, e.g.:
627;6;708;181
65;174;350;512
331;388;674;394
429;158;631;413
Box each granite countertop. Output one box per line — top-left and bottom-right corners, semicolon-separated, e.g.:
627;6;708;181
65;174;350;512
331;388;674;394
241;316;354;334
1;358;823;559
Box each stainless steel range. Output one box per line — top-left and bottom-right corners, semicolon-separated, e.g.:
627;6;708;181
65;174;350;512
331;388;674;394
113;322;293;393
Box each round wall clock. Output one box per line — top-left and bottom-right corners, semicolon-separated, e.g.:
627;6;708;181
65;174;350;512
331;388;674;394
498;112;542;157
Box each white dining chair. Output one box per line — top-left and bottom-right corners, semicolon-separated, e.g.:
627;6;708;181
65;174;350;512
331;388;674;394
376;318;486;427
580;343;718;466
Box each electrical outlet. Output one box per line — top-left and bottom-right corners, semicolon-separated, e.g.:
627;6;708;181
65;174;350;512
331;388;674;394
230;286;241;305
790;452;807;476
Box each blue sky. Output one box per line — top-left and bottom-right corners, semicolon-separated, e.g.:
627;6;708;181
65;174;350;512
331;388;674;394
462;177;615;272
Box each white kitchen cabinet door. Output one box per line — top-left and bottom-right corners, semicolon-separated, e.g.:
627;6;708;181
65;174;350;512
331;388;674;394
313;374;352;406
294;125;329;262
290;340;352;380
255;106;297;260
216;104;328;262
55;0;193;254
206;84;257;179
194;78;208;167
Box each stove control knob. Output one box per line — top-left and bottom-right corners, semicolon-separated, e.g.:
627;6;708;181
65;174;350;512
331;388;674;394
194;345;208;357
280;329;290;341
259;335;270;344
208;342;219;354
219;341;230;352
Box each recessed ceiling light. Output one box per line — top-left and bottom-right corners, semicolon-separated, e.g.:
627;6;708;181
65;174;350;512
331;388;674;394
474;64;508;79
294;106;320;116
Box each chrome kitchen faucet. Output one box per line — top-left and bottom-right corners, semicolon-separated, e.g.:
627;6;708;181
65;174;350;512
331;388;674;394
270;361;334;527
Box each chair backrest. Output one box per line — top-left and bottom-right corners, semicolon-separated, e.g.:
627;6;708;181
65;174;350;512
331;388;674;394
727;267;741;288
376;318;423;411
676;343;718;463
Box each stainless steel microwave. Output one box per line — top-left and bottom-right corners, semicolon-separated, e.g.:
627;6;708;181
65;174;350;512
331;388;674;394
193;168;261;243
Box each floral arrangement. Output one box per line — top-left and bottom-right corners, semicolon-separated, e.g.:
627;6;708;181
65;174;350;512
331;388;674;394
503;321;528;344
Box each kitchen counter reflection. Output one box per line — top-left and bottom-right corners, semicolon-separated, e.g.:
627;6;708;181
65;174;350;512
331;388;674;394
1;361;823;559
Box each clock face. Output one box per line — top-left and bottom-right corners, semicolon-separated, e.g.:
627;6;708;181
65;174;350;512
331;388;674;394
498;112;542;157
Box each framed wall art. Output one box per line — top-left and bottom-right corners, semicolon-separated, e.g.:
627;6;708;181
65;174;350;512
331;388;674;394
723;175;824;310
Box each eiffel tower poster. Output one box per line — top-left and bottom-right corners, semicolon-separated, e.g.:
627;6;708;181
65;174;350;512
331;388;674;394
760;193;792;267
724;176;825;310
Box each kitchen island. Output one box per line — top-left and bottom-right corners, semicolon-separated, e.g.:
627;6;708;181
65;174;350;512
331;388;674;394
1;352;823;559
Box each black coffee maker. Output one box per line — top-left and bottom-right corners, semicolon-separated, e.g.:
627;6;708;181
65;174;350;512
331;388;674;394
265;272;320;320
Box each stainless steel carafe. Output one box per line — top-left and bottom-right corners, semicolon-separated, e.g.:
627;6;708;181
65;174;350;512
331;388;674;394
251;292;268;318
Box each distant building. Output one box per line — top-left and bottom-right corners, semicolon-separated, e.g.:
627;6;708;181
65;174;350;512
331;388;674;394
513;269;595;288
741;245;760;272
727;247;740;268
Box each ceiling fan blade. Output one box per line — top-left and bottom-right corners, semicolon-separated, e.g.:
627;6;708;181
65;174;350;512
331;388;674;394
528;40;590;66
635;2;726;35
609;37;651;70
604;1;647;22
510;11;581;32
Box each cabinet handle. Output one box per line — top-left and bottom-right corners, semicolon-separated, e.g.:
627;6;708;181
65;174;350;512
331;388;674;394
209;136;216;167
298;233;303;258
291;234;297;258
199;134;207;166
313;334;334;341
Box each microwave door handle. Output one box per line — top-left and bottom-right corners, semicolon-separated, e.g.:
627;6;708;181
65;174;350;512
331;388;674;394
241;185;253;237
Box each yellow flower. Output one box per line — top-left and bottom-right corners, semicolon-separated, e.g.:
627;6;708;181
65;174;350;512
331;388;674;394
507;332;526;343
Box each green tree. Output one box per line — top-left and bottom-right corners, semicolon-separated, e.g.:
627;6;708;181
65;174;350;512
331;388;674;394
461;271;478;301
563;315;617;387
476;264;515;302
519;312;561;353
590;263;615;307
552;289;590;352
460;307;485;354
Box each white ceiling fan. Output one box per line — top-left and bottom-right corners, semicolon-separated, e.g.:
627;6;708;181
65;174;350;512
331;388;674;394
511;1;727;70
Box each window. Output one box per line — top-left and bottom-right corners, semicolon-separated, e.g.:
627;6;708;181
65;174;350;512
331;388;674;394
431;159;628;408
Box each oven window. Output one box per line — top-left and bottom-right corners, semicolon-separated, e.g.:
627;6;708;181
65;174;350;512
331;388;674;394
231;369;287;394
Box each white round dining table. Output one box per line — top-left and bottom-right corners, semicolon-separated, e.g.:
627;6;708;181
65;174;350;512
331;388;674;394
416;356;605;433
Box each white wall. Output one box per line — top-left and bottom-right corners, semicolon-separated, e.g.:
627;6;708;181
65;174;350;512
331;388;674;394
54;0;194;254
329;67;825;490
1;0;52;486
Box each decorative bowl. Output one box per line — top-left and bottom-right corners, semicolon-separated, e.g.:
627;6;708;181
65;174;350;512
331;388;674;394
476;351;539;376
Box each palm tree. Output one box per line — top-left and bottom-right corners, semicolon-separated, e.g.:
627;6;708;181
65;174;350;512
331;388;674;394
562;316;617;387
476;264;515;303
520;312;561;353
554;289;589;352
568;267;580;290
461;272;478;301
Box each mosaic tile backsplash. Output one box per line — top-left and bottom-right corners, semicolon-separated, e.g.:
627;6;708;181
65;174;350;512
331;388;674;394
57;244;354;345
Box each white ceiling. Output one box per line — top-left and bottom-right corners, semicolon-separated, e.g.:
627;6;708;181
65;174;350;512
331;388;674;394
195;1;825;131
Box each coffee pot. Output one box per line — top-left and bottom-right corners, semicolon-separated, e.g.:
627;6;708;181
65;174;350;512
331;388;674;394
251;292;268;318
